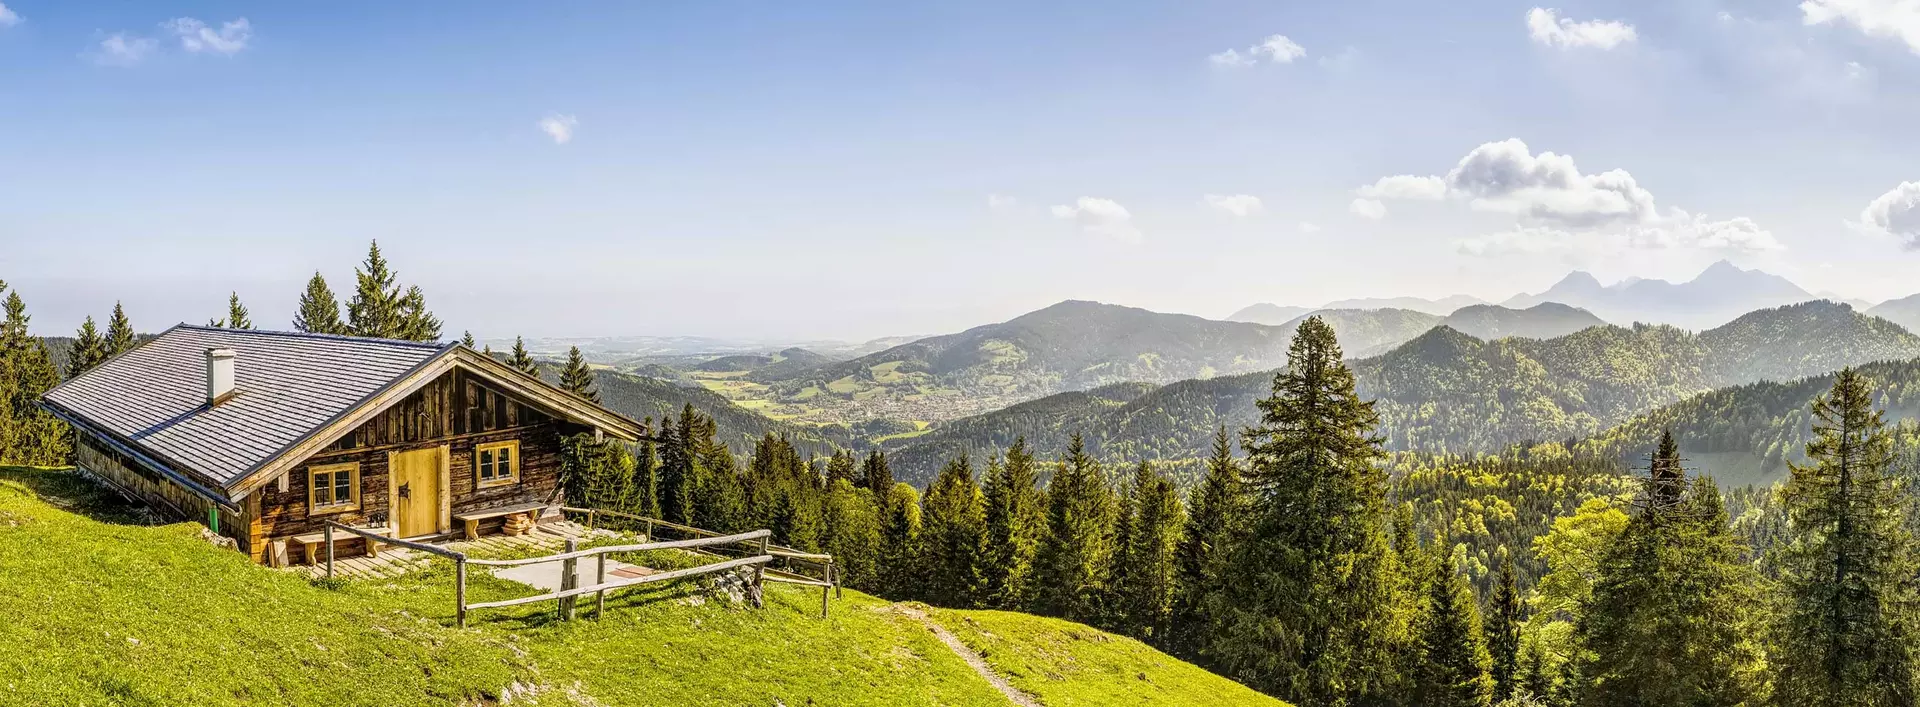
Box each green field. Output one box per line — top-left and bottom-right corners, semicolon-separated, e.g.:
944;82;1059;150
0;466;1272;706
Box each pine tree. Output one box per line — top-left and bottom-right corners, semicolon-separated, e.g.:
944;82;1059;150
210;292;253;330
1213;316;1406;704
1416;549;1495;707
1575;430;1763;707
878;481;924;600
823;478;884;591
1774;368;1920;707
981;438;1047;610
104;302;135;356
1029;434;1116;623
347;240;405;339
559;346;599;403
293;272;347;335
1109;460;1185;643
920;455;987;608
67;316;107;378
657;406;698;526
461;331;475;348
0;284;71;465
1488;551;1523;702
631;419;661;519
825;450;858;488
507;337;540;377
1171;427;1244;658
861;450;894;492
396;285;442;342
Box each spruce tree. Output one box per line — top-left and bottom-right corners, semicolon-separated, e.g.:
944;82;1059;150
823;478;883;591
632;419;661;519
67;316;107;378
1213;316;1405;704
1576;431;1764;707
825;450;858;488
0;285;70;465
1416;549;1495;707
878;481;925;600
396;285;442;342
1172;427;1244;658
104;302;135;356
293;272;346;335
981;438;1047;610
347;240;404;339
1488;551;1524;702
920;455;987;608
508;337;540;377
559;346;599;403
1774;368;1920;707
1110;460;1185;643
1029;434;1116;623
861;450;894;492
461;331;475;348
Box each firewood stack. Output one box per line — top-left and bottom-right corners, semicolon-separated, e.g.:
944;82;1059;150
502;512;535;536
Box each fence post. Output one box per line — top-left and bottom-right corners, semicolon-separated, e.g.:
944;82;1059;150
831;559;842;599
644;518;654;542
595;553;608;619
560;538;579;621
586;509;597;534
753;534;769;602
455;555;468;629
324;524;335;580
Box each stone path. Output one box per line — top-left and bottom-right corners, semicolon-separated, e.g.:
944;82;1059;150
894;605;1042;707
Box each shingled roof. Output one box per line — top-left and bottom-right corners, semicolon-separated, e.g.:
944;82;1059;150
43;326;450;489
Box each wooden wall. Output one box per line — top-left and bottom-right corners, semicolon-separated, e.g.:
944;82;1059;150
251;368;576;561
75;434;253;556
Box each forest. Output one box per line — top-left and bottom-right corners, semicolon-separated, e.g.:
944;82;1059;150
12;243;1920;706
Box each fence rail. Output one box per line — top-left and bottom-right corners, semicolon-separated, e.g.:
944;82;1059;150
322;512;838;626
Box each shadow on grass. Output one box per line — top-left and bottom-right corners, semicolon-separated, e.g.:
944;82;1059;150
472;577;723;631
0;466;164;526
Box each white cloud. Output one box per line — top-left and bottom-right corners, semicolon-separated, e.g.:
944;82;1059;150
538;114;579;145
0;3;21;28
987;194;1020;213
1527;8;1639;49
163;17;251;55
1365;138;1780;256
1444;138;1657;227
1856;181;1920;249
1209;34;1305;67
1803;0;1920;55
1299;221;1323;233
1208;49;1256;68
1051;197;1140;243
1203;194;1264;217
1356;175;1446;201
1349;198;1387;220
91;33;158;67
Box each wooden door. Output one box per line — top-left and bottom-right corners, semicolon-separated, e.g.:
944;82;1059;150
391;448;443;538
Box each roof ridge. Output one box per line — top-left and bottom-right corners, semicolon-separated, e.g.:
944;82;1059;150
172;323;447;350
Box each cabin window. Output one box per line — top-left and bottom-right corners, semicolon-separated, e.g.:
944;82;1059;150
476;440;521;488
308;462;360;514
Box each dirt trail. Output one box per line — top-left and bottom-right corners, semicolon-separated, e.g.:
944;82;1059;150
893;605;1043;707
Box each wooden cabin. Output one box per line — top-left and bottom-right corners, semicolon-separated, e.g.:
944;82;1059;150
40;325;644;566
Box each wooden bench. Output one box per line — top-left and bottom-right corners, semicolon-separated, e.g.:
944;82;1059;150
291;527;393;566
453;502;550;540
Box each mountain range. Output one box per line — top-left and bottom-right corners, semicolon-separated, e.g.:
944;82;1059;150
1502;260;1815;330
883;300;1920;484
1226;295;1486;323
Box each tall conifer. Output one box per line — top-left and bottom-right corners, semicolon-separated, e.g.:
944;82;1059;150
981;438;1046;610
1172;427;1244;658
1488;552;1523;702
878;482;924;600
508;337;539;377
1213;316;1406;704
1110;460;1185;643
104;302;135;356
861;450;894;492
1416;549;1495;707
1029;434;1115;623
293;272;346;335
211;293;252;330
920;455;987;608
559;346;599;403
1774;369;1920;707
67;317;107;378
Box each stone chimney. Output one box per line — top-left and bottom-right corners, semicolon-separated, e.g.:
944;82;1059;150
207;348;236;405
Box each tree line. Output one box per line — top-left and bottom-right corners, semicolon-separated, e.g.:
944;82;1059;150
558;316;1920;707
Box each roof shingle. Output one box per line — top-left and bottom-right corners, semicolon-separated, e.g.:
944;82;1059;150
43;325;448;489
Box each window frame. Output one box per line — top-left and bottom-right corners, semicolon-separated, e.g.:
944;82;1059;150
307;462;361;515
474;440;522;489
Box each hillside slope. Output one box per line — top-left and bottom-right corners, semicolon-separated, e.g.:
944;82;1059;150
1869;293;1920;337
888;301;1920;483
0;467;1284;707
527;362;854;453
758;301;1438;426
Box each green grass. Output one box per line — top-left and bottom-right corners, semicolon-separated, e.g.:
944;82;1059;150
0;466;1269;706
929;609;1288;707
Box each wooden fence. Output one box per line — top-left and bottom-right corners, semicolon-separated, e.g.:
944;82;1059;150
563;506;842;614
321;512;837;627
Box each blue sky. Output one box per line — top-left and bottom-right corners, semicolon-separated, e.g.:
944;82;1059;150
2;1;1918;340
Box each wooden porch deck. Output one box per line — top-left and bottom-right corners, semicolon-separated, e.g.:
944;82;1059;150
289;519;624;581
